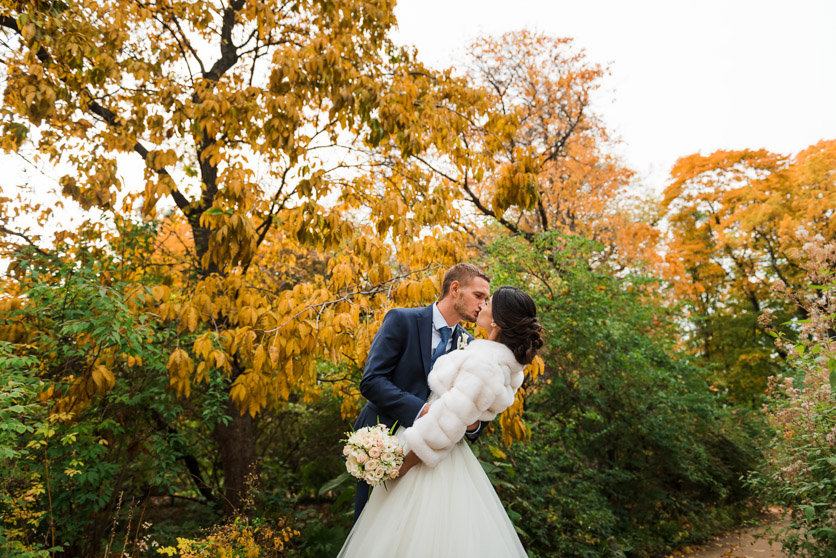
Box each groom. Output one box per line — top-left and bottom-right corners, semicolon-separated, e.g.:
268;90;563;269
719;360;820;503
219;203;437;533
352;263;491;519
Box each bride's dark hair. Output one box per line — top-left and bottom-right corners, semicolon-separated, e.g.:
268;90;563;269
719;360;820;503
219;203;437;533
492;286;543;365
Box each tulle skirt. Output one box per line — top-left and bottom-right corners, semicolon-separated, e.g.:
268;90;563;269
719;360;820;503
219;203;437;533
337;428;527;558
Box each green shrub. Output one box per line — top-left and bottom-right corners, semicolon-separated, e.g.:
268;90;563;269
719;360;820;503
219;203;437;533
480;232;761;557
0;238;222;556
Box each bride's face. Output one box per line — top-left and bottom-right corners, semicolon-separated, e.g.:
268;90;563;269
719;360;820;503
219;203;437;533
476;296;494;331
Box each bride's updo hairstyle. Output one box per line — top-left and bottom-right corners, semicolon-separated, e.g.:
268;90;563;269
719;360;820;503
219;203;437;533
492;286;543;365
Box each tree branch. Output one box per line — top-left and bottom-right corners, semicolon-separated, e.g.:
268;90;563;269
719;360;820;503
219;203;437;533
0;14;49;63
86;101;191;212
0;225;51;257
536;196;549;231
241;169;292;275
410;153;533;241
204;0;245;82
756;228;792;287
3;11;191;213
540;105;584;166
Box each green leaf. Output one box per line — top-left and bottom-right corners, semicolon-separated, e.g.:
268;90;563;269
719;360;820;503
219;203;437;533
317;471;352;497
478;459;502;475
830;362;836;392
488;445;507;460
817;526;836;539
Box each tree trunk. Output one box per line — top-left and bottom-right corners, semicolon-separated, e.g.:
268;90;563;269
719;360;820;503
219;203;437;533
213;398;256;515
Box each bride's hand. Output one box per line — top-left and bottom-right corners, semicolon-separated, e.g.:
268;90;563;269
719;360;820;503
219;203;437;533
399;450;421;477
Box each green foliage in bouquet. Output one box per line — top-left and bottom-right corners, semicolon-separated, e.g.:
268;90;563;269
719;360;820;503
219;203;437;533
478;232;762;557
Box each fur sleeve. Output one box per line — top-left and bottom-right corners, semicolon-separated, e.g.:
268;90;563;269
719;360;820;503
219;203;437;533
403;351;507;467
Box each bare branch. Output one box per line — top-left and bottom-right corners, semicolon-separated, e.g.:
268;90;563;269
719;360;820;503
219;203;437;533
0;225;51;258
539;104;584;166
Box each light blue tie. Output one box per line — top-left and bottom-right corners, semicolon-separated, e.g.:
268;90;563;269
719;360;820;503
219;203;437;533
431;326;452;368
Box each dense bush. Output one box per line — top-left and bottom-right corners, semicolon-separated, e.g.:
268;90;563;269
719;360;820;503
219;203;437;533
747;237;836;557
256;388;356;558
0;236;227;556
477;232;762;557
0;346;56;557
0;224;356;557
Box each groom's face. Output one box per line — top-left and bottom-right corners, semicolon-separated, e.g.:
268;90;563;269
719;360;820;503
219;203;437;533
452;277;491;323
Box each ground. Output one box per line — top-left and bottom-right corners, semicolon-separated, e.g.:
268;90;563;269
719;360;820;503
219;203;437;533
679;509;787;558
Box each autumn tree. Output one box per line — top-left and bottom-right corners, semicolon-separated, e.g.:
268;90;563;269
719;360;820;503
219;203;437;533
368;30;658;268
658;140;836;401
0;0;506;512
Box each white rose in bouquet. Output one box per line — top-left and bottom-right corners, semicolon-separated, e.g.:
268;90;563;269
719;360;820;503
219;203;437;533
368;467;385;483
342;424;405;487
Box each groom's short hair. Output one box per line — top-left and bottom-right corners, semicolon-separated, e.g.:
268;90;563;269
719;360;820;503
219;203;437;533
439;263;490;300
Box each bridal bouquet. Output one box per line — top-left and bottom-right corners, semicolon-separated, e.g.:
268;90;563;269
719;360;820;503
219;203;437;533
343;424;404;486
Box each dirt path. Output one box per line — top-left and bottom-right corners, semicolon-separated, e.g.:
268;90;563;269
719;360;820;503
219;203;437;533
678;511;788;558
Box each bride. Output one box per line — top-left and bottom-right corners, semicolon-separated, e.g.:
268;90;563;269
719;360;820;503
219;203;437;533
337;286;543;558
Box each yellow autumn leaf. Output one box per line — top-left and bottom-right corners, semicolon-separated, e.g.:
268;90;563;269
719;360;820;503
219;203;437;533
253;344;267;374
151;284;170;302
193;335;213;360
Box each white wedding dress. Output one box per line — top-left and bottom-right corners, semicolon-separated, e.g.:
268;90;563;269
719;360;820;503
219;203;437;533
338;340;529;557
336;424;528;558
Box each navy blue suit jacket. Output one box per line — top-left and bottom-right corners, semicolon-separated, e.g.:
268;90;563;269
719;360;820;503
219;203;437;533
352;304;485;519
354;304;475;433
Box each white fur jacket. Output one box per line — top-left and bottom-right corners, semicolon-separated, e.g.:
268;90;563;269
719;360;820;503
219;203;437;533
402;339;525;468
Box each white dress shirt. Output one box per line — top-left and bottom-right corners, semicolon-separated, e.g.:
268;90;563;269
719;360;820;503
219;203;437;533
431;302;458;352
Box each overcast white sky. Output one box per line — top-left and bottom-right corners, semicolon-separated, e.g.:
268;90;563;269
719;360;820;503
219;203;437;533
392;0;836;191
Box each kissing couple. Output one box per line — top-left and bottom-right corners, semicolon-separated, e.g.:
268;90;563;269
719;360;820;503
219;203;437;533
338;263;543;557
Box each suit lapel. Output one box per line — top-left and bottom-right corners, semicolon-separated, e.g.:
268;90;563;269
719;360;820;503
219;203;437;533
417;304;433;376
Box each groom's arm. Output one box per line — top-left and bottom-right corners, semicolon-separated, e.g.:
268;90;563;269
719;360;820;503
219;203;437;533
359;310;426;427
